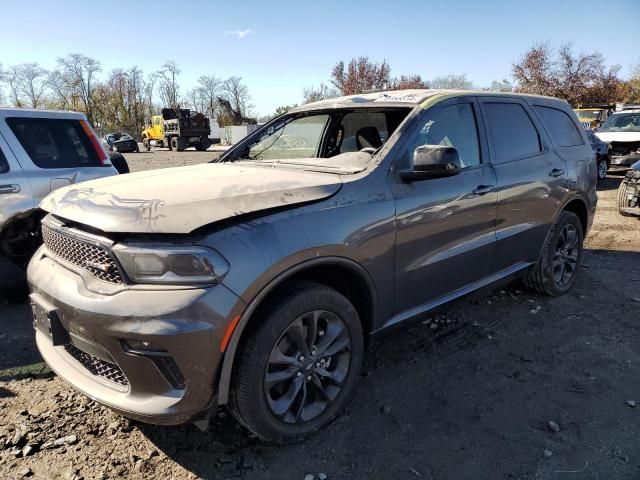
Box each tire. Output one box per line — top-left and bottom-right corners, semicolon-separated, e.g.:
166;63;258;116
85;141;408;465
0;254;28;303
617;181;633;217
596;156;608;181
134;143;140;153
524;211;584;296
176;137;187;152
107;151;130;174
229;282;364;443
195;137;210;151
170;136;180;151
143;138;151;151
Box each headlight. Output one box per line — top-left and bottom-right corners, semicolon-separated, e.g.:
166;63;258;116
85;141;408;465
113;244;229;285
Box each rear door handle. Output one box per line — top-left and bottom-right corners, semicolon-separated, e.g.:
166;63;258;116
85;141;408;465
0;184;21;194
472;185;495;195
549;168;565;178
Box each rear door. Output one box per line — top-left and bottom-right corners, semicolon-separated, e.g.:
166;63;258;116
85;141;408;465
478;97;568;272
2;115;114;205
391;96;498;317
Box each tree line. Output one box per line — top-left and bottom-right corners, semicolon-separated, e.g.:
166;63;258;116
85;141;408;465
2;44;639;132
0;55;255;136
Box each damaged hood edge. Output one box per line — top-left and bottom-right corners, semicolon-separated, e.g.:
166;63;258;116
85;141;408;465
40;163;343;234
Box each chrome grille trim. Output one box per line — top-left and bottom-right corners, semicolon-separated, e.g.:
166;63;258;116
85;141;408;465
41;223;124;284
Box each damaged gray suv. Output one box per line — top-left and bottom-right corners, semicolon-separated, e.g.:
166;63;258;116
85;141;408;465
28;90;597;443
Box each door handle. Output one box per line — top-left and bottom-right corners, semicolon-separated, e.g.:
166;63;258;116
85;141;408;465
0;184;20;194
472;185;495;195
549;168;565;178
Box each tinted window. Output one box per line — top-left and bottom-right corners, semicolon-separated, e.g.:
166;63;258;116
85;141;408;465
6;117;101;169
534;106;584;147
484;103;541;163
0;147;9;173
404;103;481;168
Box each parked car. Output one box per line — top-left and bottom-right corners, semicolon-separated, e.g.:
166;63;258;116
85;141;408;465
585;129;611;181
28;89;596;443
594;109;640;169
617;160;640;217
0;108;120;299
102;132;139;153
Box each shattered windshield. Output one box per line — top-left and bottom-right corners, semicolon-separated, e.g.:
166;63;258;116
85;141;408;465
248;115;329;160
599;113;640;132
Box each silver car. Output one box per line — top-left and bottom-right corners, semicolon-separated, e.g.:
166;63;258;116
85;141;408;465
0;108;118;298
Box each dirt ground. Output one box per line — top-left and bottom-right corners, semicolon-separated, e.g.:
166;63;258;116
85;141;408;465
1;154;639;479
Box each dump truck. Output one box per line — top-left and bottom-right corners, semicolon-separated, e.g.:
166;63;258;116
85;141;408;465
573;104;615;130
142;108;211;152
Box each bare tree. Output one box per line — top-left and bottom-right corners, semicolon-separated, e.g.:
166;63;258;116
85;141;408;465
56;54;101;123
221;76;252;117
14;63;49;108
2;66;23;107
512;42;621;104
428;74;474;89
331;57;391;95
197;75;221;117
487;79;513;92
302;83;339;103
157;60;181;108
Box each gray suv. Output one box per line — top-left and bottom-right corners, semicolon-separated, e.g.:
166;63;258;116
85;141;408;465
27;90;597;443
0;108;118;298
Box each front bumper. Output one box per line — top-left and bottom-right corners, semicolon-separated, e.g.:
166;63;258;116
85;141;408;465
611;154;640;167
27;247;244;425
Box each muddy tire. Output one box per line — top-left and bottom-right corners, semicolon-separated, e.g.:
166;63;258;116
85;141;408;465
525;211;583;296
229;282;364;443
107;151;129;174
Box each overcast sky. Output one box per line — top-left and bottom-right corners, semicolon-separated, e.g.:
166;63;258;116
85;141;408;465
1;0;638;115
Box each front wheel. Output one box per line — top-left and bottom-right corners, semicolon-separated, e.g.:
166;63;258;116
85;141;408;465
229;283;364;443
525;211;584;296
143;138;150;151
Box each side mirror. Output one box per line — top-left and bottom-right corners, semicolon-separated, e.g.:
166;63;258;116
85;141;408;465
400;145;462;181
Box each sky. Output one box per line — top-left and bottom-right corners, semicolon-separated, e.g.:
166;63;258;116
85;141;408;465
1;0;638;116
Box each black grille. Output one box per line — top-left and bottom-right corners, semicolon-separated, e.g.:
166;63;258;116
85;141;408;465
42;225;123;284
64;344;129;387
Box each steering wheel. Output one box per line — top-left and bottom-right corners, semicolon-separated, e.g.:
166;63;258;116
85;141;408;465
359;147;377;154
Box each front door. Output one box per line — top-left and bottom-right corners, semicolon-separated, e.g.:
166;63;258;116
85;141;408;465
390;97;498;318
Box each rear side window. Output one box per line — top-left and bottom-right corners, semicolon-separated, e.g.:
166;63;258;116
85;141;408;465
0;147;9;173
484;103;541;163
6;117;101;168
534;106;584;147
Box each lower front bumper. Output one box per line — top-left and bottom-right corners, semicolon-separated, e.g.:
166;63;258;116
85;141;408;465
28;250;244;425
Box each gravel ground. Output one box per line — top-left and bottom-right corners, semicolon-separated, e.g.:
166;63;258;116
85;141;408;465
0;156;639;479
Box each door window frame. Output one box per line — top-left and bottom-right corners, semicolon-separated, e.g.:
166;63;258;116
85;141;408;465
390;96;489;181
477;96;550;166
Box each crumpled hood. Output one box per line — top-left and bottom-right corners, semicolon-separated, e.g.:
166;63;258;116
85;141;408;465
40;163;342;234
595;131;640;143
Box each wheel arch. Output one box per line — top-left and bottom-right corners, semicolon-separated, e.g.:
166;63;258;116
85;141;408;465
560;196;589;235
216;256;377;404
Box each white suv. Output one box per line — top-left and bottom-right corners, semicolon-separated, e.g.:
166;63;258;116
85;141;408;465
0;108;119;298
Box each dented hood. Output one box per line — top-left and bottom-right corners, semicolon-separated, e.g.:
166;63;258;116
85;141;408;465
40;163;342;234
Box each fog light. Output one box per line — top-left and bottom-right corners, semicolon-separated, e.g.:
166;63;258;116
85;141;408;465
124;339;165;352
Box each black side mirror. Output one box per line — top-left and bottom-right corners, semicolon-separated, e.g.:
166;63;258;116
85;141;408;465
400;145;462;181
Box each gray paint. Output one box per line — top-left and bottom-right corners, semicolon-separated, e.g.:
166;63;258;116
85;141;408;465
28;90;597;423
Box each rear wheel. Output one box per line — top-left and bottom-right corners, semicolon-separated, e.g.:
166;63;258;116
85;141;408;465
525;211;583;296
107;151;129;174
229;283;364;443
597;156;609;181
143;138;150;151
176;136;187;152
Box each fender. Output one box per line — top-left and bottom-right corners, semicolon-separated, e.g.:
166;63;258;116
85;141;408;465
216;256;377;404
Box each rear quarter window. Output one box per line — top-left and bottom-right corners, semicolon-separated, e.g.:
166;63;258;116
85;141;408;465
483;103;541;164
6;117;101;169
0;146;9;173
534;106;584;147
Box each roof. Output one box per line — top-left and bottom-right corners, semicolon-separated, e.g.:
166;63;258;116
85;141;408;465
0;107;86;120
291;89;562;113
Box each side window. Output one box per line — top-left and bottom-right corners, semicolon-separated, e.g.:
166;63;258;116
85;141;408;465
6;117;101;169
484;103;541;163
403;103;481;168
0;146;9;174
534;106;584;147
